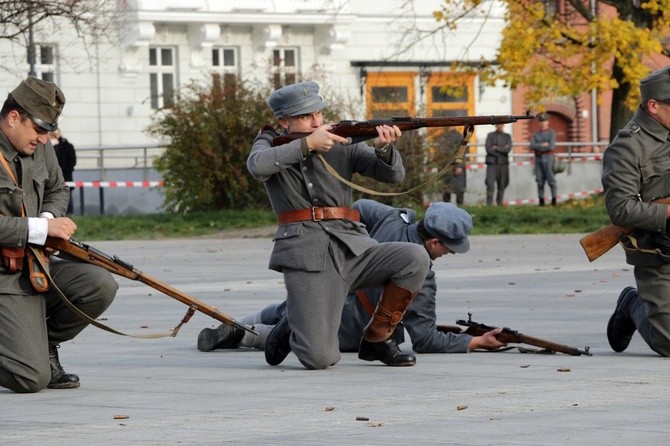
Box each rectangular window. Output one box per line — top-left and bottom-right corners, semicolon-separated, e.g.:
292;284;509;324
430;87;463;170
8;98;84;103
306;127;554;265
31;44;57;83
365;72;416;119
271;48;299;89
212;46;239;82
431;85;469;104
426;72;475;150
149;46;178;109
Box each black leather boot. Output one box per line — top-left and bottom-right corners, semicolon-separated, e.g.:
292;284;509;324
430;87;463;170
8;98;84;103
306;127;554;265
47;345;80;389
358;338;416;366
197;324;245;352
265;315;292;366
539;198;545;207
607;286;638;352
551;197;557;206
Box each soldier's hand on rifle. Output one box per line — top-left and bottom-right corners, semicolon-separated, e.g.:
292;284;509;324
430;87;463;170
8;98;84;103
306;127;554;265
467;327;508;351
47;217;77;240
305;124;350;153
373;125;401;149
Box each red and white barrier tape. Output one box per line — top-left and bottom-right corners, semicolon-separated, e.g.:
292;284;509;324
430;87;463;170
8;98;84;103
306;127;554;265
65;181;164;188
503;188;603;206
465;156;602;171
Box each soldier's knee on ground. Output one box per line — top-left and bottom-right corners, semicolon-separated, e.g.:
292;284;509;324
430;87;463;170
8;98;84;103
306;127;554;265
648;332;670;357
2;364;50;394
297;350;340;370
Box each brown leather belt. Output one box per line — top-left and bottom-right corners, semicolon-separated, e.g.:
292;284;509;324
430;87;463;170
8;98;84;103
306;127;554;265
277;206;360;225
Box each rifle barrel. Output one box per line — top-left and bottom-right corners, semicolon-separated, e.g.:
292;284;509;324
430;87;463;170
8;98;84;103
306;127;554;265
271;113;535;147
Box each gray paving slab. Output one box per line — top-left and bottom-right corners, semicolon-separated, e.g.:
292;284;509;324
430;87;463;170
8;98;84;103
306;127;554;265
2;233;669;445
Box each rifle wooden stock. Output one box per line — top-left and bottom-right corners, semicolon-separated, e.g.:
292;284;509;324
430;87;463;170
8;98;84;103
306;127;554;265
271;113;535;147
45;237;253;334
579;197;670;262
579;225;633;262
456;314;591;356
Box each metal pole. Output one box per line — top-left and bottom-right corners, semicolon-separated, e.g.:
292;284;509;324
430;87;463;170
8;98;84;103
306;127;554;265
79;187;85;216
27;1;36;77
590;0;599;147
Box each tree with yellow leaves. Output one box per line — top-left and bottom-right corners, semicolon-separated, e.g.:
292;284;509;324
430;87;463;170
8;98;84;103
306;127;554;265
434;0;670;140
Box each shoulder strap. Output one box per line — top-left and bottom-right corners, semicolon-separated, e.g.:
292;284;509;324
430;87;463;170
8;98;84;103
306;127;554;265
0;154;25;217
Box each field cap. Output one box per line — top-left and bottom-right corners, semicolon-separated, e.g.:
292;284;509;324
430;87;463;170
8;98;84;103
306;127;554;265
640;66;670;104
10;77;65;131
538;112;550;122
269;81;327;118
423;202;472;253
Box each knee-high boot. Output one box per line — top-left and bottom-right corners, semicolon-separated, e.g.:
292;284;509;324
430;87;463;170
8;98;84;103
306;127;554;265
363;282;415;342
358;282;417;366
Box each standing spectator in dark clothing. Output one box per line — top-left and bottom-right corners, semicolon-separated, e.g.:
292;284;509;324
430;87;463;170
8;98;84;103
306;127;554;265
484;123;512;206
49;129;76;214
440;127;467;205
530;113;557;206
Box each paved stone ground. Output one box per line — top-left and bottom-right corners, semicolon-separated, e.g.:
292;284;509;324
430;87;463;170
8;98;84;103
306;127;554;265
2;234;668;445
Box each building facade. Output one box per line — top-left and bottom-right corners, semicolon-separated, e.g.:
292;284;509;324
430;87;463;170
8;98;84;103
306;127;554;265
0;0;517;163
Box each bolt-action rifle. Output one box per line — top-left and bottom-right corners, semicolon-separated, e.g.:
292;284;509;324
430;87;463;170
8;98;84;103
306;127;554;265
45;236;253;335
271;112;535;147
438;313;591;356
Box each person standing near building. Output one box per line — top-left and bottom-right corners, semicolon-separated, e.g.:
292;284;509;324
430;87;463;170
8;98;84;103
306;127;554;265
530;113;557;206
440;127;467;205
246;81;430;369
0;77;117;393
603;65;670;357
484;123;512;206
49;129;76;215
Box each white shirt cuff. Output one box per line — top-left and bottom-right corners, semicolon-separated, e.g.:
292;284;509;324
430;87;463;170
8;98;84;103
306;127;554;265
28;213;54;245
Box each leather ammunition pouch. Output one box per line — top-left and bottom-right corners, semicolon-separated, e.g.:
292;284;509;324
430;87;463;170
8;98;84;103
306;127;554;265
620;232;670;267
1;246;24;273
0;245;50;292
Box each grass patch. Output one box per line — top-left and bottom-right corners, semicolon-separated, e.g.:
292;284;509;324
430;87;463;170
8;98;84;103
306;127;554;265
71;195;610;241
73;208;277;240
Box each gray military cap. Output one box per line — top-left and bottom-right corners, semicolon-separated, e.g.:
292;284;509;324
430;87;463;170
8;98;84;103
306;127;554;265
640;65;670;104
423;202;472;253
10;77;65;131
268;81;328;118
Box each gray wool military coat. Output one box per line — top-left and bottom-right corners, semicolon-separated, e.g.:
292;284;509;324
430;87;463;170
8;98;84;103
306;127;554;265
0;132;69;295
247;128;405;272
337;199;472;353
602;107;670;235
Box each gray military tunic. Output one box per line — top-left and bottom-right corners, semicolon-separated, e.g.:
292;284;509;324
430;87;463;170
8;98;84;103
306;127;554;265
0;131;117;393
484;130;512;205
337;199;473;353
530;128;557;200
602;107;670;356
247;128;430;369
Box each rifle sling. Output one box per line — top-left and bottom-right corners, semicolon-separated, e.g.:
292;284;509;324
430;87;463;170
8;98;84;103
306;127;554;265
316;125;473;197
31;245;194;339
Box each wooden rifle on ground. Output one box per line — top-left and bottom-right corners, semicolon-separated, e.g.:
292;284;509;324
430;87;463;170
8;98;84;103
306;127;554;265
579;197;670;262
271;112;535;147
438;313;591;356
45;236;254;335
